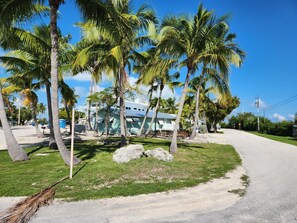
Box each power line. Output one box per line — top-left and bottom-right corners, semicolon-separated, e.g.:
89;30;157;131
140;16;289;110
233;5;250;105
262;94;297;113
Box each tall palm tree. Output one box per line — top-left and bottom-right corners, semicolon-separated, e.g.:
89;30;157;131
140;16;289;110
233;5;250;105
87;92;100;136
0;3;46;162
7;75;45;138
22;89;44;138
72;2;157;146
97;87;117;136
189;66;230;139
0;0;124;165
0;25;60;149
0;79;28;161
158;4;245;153
60;81;78;135
136;83;157;136
135;47;179;136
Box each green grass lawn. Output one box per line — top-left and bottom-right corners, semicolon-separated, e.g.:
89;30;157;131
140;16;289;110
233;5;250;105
0;137;241;201
251;132;297;146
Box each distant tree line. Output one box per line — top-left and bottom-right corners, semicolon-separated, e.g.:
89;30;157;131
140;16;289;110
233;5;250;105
223;112;296;136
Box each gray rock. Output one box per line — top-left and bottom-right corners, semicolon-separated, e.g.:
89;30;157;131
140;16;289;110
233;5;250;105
144;148;174;162
113;144;145;163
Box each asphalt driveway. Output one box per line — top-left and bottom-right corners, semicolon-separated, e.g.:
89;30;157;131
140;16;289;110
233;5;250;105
171;129;297;223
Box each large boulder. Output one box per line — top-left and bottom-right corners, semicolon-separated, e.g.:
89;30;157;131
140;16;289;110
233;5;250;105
113;144;145;163
144;148;174;162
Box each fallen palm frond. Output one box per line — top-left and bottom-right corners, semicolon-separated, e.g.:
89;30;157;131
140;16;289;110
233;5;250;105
0;176;68;223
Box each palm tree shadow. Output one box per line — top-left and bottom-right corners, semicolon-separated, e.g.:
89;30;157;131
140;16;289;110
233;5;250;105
74;143;118;161
27;146;44;156
73;162;88;178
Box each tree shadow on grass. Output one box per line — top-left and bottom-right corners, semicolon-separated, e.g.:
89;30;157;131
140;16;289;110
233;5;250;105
74;143;118;161
73;162;88;178
27;146;44;156
130;138;171;148
178;143;205;150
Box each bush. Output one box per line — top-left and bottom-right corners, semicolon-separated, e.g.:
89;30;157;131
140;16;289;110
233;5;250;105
227;113;294;137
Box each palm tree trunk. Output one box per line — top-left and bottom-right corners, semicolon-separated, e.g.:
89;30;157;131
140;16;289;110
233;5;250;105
49;0;80;166
137;90;153;136
65;103;71;135
104;112;108;137
46;83;57;150
190;86;200;140
145;85;163;136
87;78;94;131
32;108;43;138
119;67;127;147
0;86;28;161
94;102;98;136
170;68;192;154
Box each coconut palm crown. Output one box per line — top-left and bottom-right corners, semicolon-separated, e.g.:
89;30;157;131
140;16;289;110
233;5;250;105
158;4;245;153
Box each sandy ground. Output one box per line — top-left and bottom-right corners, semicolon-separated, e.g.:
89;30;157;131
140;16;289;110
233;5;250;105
183;133;227;144
0;125;100;150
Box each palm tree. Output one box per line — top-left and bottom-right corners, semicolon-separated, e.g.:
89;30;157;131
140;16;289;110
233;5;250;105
87;92;100;136
158;4;245;153
0;80;28;161
163;98;177;114
22;89;44;138
135;47;179;136
72;2;157;146
136;83;157;136
189;66;230;139
97;87;117;136
0;25;60;149
0;0;49;162
60;81;78;135
0;0;125;165
2;59;47;138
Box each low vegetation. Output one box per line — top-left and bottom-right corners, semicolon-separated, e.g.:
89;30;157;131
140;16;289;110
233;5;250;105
251;132;297;147
228;174;250;197
0;138;241;201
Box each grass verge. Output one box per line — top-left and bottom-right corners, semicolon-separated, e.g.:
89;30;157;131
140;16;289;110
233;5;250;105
251;132;297;146
0;137;241;201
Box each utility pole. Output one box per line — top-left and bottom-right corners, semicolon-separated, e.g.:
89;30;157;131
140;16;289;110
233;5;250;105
255;96;260;131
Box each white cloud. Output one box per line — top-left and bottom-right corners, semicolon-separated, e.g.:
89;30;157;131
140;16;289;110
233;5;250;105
64;71;115;86
64;71;91;82
73;86;89;98
288;114;295;120
272;113;286;122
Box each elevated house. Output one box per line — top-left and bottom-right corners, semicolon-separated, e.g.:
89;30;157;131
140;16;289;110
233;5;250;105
94;101;176;135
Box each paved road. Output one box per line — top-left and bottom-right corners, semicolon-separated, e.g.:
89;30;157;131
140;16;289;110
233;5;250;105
166;129;297;223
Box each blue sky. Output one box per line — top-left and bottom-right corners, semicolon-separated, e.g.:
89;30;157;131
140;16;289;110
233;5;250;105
1;0;297;121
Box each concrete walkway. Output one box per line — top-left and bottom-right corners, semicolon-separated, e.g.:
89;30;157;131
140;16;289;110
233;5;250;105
0;126;48;150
